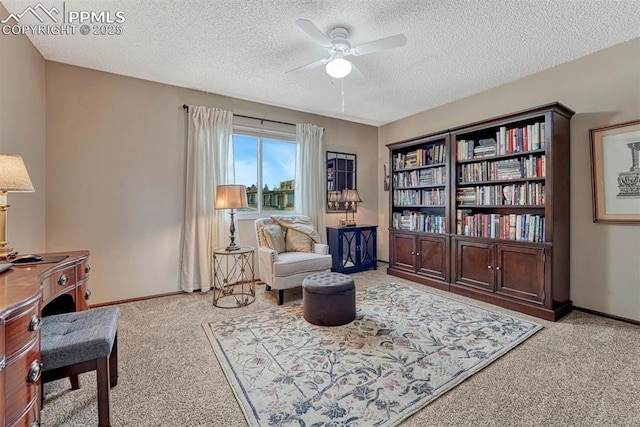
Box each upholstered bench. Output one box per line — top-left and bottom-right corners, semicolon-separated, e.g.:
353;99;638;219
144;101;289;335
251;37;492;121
41;306;120;427
302;272;355;326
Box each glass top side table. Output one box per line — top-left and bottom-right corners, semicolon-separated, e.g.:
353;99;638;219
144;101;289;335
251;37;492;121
212;247;256;308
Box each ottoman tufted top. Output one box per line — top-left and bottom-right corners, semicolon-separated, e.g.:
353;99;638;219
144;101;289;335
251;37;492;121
302;272;355;294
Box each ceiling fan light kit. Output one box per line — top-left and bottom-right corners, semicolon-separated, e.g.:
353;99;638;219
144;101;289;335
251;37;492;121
326;57;352;79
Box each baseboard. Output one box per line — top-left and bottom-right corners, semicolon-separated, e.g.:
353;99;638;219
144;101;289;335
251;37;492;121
573;306;640;326
89;291;183;308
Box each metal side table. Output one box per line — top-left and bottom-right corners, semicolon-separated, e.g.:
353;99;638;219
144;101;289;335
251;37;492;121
212;247;256;308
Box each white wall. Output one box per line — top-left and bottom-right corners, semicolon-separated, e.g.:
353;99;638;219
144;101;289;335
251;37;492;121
378;38;640;321
0;3;46;253
45;62;377;304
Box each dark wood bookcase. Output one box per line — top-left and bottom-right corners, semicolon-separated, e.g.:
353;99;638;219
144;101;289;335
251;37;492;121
387;103;574;321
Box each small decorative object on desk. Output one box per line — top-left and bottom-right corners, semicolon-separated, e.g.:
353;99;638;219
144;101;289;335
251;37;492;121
212;247;256;308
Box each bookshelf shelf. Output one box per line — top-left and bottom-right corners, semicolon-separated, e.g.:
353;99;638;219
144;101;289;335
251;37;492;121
387;103;574;321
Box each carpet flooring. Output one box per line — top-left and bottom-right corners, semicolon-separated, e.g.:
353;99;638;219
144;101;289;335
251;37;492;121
205;283;541;426
41;265;640;426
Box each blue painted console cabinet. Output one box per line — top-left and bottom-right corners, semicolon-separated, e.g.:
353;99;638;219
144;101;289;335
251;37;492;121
326;225;377;274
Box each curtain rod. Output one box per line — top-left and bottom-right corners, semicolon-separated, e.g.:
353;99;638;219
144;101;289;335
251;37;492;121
182;104;296;127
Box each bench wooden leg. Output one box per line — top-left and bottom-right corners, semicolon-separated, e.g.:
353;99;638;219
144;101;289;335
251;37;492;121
96;356;111;427
69;374;80;390
109;333;118;387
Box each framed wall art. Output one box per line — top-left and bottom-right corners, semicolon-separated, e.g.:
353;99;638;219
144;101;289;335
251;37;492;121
590;120;640;223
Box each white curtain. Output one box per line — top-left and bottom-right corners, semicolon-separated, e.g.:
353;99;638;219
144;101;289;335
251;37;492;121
180;106;234;292
294;123;326;242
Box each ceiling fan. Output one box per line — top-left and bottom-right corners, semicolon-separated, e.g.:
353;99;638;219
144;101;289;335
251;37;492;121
286;19;407;85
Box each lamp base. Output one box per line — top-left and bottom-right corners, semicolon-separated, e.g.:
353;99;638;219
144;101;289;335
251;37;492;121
0;247;17;260
225;244;241;251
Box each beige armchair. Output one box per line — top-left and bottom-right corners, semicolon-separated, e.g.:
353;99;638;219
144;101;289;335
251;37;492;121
255;215;331;305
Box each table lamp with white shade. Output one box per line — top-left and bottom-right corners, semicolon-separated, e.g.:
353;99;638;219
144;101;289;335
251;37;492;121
0;154;35;259
215;185;248;251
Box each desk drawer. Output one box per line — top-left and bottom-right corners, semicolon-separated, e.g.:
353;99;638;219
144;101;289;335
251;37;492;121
41;266;76;303
6;397;39;427
5;298;41;358
5;339;40;425
76;259;90;281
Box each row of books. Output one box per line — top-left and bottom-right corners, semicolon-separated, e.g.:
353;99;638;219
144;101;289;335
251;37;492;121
456;211;545;242
394;188;446;206
392;212;446;233
458;155;546;183
496;122;546;154
456;182;545;206
393;144;446;169
456;122;546;160
393;167;446;187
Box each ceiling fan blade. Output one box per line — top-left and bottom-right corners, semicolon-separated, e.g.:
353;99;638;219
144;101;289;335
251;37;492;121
351;34;407;56
285;57;330;74
295;19;333;48
348;63;367;86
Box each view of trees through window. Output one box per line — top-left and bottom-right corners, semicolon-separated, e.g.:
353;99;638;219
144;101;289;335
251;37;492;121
233;134;297;212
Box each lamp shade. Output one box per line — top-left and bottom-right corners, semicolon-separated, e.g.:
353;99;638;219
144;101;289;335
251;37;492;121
342;188;362;203
0;154;34;192
215;185;248;209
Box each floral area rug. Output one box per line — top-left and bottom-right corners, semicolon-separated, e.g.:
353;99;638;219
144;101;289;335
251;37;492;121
203;283;542;426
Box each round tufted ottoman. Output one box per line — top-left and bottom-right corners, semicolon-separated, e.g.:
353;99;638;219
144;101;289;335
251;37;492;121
302;272;356;326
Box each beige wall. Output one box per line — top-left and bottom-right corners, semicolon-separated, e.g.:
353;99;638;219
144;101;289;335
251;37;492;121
378;38;640;321
45;62;377;304
0;3;46;253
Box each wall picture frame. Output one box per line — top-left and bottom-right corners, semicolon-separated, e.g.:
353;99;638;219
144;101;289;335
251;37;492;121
590;120;640;223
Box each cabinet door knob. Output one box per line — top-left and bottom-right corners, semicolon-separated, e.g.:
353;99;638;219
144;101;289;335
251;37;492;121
85;265;91;274
496;266;501;271
411;251;415;255
416;252;420;256
27;360;42;383
28;315;41;331
85;289;92;300
487;265;493;269
58;274;69;286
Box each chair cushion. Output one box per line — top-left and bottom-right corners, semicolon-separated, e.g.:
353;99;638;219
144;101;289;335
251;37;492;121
262;224;286;253
41;306;120;371
303;272;355;294
285;228;312;252
273;252;332;277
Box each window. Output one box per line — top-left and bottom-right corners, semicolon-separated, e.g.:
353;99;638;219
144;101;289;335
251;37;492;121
233;129;297;214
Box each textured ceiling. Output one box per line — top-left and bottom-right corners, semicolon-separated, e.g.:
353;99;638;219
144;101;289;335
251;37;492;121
2;0;639;126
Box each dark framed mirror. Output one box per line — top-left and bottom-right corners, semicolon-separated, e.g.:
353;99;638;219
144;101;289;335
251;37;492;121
326;151;357;213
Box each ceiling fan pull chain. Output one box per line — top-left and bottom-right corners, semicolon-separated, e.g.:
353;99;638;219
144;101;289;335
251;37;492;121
341;78;345;113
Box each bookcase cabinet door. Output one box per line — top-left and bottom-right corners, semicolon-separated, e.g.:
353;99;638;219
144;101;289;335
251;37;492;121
453;238;495;292
416;235;449;282
495;245;545;304
389;231;417;272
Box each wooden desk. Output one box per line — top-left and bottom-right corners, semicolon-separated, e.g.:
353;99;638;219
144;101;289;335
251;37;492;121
0;251;90;427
